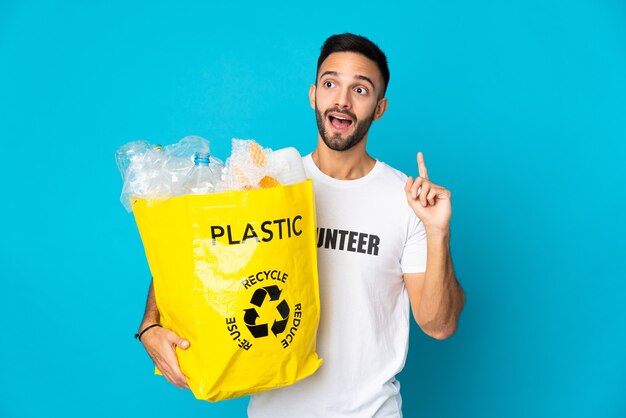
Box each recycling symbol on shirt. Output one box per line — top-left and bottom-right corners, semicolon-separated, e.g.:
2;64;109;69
244;285;290;338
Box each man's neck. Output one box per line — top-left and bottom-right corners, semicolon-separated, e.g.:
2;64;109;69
311;138;376;180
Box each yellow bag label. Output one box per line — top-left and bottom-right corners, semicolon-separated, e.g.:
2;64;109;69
132;180;322;401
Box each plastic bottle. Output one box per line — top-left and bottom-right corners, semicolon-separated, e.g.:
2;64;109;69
269;147;307;185
184;152;222;194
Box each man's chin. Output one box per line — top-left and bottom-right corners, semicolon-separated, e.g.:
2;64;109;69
322;133;362;152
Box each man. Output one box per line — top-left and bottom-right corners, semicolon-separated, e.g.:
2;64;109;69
137;33;465;417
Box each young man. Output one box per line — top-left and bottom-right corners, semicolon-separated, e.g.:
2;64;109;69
137;33;465;417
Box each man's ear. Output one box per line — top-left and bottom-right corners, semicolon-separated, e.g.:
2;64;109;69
309;84;316;110
373;97;388;121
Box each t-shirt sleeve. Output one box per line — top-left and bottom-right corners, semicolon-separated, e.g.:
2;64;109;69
400;212;427;274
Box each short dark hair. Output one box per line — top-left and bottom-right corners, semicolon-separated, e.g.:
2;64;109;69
316;33;390;97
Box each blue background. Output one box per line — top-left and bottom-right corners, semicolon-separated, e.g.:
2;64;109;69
1;1;625;417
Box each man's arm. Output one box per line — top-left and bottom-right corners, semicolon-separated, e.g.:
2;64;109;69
403;229;465;339
403;151;465;340
137;279;190;389
138;279;159;329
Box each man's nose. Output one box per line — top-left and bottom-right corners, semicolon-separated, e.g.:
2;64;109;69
334;87;351;109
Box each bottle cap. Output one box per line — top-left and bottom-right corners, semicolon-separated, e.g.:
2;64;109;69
194;152;211;166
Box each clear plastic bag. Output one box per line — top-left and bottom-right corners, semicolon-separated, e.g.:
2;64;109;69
116;136;222;211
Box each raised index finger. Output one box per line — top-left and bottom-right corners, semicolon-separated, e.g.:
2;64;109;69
417;151;429;180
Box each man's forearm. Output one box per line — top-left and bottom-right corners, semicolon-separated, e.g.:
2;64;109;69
417;229;465;339
139;279;160;330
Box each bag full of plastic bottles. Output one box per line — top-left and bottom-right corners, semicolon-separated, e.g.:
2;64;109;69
117;136;322;401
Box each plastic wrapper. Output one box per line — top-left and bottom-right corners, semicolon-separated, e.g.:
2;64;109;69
221;139;286;191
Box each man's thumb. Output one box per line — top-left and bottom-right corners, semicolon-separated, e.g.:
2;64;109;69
177;338;190;350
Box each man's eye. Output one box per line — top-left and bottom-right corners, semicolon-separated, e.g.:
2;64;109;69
324;81;334;88
355;87;367;95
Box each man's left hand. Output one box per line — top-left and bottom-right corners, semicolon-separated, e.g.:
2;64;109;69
404;152;452;233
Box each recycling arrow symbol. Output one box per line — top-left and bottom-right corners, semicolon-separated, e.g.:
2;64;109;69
243;285;290;338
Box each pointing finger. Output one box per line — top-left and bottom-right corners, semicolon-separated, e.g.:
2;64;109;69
417;152;429;180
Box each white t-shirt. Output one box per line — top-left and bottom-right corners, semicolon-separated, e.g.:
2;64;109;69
248;154;427;418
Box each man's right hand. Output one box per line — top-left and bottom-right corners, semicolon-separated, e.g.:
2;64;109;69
140;326;190;389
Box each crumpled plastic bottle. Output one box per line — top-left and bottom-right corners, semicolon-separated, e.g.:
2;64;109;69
115;140;151;183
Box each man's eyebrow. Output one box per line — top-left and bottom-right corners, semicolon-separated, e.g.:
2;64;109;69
319;71;377;91
355;75;376;91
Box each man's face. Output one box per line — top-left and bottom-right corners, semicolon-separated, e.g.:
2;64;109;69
309;52;388;152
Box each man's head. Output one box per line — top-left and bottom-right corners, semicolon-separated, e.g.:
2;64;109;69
310;33;390;152
317;34;390;98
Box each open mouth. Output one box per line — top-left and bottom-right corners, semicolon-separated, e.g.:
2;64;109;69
328;113;354;131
